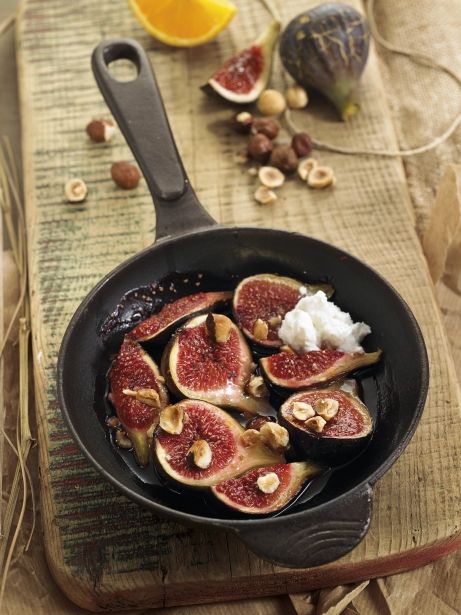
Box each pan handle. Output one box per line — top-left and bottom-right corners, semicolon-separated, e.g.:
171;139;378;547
92;38;216;241
229;484;373;568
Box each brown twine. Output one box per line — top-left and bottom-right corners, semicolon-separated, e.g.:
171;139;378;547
260;0;461;157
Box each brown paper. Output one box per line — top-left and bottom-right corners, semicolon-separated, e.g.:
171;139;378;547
423;164;461;290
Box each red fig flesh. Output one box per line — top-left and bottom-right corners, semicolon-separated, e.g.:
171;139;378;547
260;349;382;389
155;400;283;487
233;274;333;347
279;389;373;464
211;461;322;514
163;313;273;415
129;291;232;342
109;337;169;466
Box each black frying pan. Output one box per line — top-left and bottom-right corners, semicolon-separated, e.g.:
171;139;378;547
57;38;429;568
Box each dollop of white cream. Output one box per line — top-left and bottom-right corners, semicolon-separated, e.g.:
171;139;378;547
278;291;371;353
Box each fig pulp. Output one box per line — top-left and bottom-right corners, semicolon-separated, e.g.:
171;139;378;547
109;337;169;466
233;274;333;348
260;348;382;389
155;400;283;487
204;21;281;103
129;290;232;342
280;389;373;464
211;461;322;514
162;313;273;415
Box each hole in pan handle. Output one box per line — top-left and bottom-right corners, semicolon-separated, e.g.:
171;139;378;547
227;484;373;568
91;38;216;241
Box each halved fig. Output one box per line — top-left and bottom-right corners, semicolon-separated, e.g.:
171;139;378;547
155;400;283;487
260;348;382;389
233;274;333;347
203;21;281;104
162;313;273;415
279;390;373;464
109;337;169;466
129;291;232;342
211;461;322;515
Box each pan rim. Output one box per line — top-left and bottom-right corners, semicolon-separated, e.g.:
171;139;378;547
57;225;429;527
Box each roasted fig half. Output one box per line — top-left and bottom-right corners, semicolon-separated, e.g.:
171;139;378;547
155;400;284;488
211;461;322;515
162;313;273;415
260;348;382;389
233;274;333;347
279;389;373;464
129;290;232;342
109;336;169;466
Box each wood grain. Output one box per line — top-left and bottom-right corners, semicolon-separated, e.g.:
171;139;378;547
16;0;461;610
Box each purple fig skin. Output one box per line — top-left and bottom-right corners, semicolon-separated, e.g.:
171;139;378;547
279;3;370;120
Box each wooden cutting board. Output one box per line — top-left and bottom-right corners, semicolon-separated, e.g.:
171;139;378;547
16;0;461;610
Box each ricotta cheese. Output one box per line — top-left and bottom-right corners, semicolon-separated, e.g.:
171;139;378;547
278;290;371;353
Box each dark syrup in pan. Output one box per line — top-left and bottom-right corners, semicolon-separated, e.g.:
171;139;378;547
93;270;382;519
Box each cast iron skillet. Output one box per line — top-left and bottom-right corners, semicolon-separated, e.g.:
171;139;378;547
57;38;429;569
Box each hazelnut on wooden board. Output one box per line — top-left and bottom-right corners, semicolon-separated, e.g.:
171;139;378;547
258;166;285;188
64;178;87;203
285;85;309;109
269;145;298;174
232;111;253;134
257;89;286;116
251;117;280;140
291;132;313;158
297;158;318;181
86;118;116;143
247;133;273;162
307;165;335;189
111;161;141;189
254;186;277;205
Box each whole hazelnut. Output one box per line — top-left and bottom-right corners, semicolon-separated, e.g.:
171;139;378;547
285;85;309;109
247;133;273;163
86;119;116;143
269;145;299;174
291;132;313;158
111;161;141;189
232;111;253;134
251;118;280;140
257;89;286;116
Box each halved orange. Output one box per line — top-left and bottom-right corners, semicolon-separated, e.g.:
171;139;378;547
128;0;237;47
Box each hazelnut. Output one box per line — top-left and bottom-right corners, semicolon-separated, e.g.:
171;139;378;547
232;111;253;134
314;398;339;421
111;161;141;189
86;118;116;143
115;430;132;449
259;421;289;450
258;166;285;189
292;401;315;421
285;85;309;109
245;415;275;431
256;472;280;494
254;186;277;205
247;167;258;177
253;318;269;340
251;117;280;140
307;165;335;189
240;429;261;447
247;133;273;162
268;314;282;328
297;158;318;181
159;404;185;435
305;416;327;433
291;132;313;158
257;89;286;116
187;439;212;469
122;387;160;408
206;313;232;343
246;375;269;398
64;178;88;203
269;145;298;174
